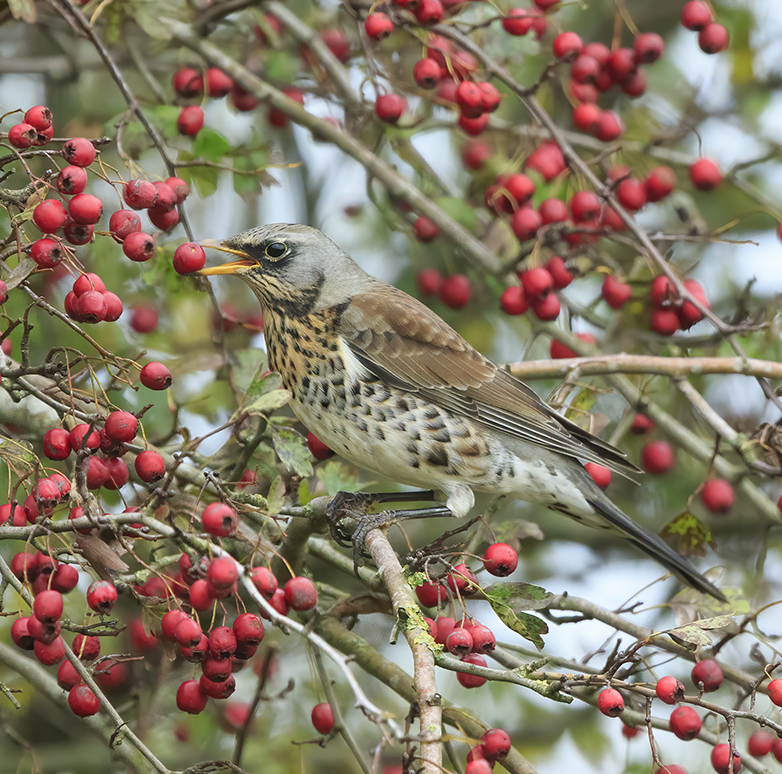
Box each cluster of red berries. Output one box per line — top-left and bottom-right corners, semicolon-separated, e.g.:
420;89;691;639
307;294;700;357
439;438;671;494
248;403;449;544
647;274;711;334
7;105;54;148
63;272;123;324
500;258;573;321
464;727;513;774
415;269;473;311
681;1;730;55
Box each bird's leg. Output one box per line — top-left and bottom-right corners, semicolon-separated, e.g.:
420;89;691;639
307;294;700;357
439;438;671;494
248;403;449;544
325;490;454;571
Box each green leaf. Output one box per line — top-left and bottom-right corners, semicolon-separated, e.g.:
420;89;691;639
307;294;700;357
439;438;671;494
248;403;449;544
659;511;716;558
0;438;38;477
266;476;285;518
315;461;365;496
564;387;597;427
193;128;232;162
434;196;479;232
271;427;313;479
484;582;552;649
665;615;738;649
187;165;219;199
240;388;291;417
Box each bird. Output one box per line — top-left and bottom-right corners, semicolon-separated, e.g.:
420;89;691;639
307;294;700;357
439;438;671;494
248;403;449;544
199;223;725;601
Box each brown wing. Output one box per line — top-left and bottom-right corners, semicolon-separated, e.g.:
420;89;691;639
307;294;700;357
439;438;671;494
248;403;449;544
342;285;639;477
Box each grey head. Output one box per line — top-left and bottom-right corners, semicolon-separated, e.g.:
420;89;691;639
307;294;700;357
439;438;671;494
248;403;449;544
202;223;377;316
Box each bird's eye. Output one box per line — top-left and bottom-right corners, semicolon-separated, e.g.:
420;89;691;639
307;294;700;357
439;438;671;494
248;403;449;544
265;242;288;260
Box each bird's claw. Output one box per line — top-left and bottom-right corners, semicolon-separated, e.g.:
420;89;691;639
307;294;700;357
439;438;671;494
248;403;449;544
325;491;378;550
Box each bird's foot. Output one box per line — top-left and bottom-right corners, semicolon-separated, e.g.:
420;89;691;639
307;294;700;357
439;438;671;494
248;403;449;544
325;491;379;549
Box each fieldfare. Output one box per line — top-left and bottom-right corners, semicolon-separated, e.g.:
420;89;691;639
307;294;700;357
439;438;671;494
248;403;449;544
199;223;724;601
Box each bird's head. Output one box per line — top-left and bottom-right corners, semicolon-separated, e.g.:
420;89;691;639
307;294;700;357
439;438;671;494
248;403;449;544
199;223;373;316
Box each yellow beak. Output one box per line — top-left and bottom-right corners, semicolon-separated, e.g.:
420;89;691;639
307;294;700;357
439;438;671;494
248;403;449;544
198;242;255;275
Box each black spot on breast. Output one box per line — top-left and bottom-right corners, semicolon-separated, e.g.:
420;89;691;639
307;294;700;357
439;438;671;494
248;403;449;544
430;429;450;443
425;446;449;467
426;417;446;431
375;427;385;441
424;406;440;420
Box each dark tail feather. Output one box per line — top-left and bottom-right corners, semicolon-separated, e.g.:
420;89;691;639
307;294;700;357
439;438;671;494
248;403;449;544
586;494;727;602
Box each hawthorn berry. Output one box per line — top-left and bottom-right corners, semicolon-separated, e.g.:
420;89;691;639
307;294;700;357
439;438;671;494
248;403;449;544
519;267;553;299
130;306;159;333
669;706;701;740
748;730;774;757
25;105;52;131
631;414;654;434
173;616;203;648
365;12;393;40
177;680;209;714
122;231;156;262
481;544;518;582
597;687;624;717
375;94;406;124
681;1;711;30
177;105;204;136
616;178;647;211
446;627;474;657
699;23;729;55
457;653;487;688
553;31;583;62
595;111;624;141
585;463;611;489
700;480;734;514
62;138;96;167
43;428;71;460
33;589;63;624
655;766;688;774
530;292;560;321
571;54;599;84
86;580;118;614
655;675;685;704
56;165;88;195
72;634;100;660
69;423;100;452
104;411;138;443
233;613;265;646
601;275;632;309
250;566;278;599
33;200;67;233
621;723;640;739
307;432;334;460
413;216;439;242
172;67;203;97
469;623;496;654
413;58;440;89
539;198;569;225
104;457;129;490
284;576;318;610
691;659;723;692
206;67;233;97
58;660;83;690
311;702;335;734
439;275;470;309
417;268;442;296
123;179;158;210
202;502;238;537
510;208;542;241
478;82;500;112
173;242;206;274
545;256;573;289
689;158;722;191
34;636;65;665
482;727;511;760
68;685;100;717
207;557;238;590
11;618;34;650
573;103;601;133
768;677;782;706
140;361;172;390
416;580;448;608
711;744;741;774
414;0;444;25
500;286;528;316
650;308;679;336
152;181;177;212
134;449;165;483
67;193;102;225
63;220;94;246
642;441;675;474
645;166;677;202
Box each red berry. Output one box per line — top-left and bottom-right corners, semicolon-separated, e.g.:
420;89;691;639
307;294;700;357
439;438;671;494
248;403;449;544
43;428;71;460
177;679;209;714
413;216;439;243
365;12;393;40
446;627;474;657
595;111;624;141
56;165;88;196
616;178;647;212
62;219;93;246
689;158;722;191
11;617;35;650
585;462;611;489
105;411;138;443
33;200;67;233
570;191;601;222
151;181;177;213
68;685;100;716
609;47;637;81
131;306;158;333
51;563;79;593
251;567;278;599
34;635;65;665
24;105;52;131
645;166;677;202
465;760;492;774
123;231;156;262
669;706;702;740
69;423;100;451
205;67;233;98
545;256;573;289
642;441;675;475
202;502;238;537
481;728;512;760
571;54;599;84
33;589;63;623
502;8;537;36
699;23;729;55
173;242;206;274
601;275;632;309
375;94;407;124
86;579;117;614
573;103;601;133
67;193;102;225
621;723;640;739
321;28;350;61
416;581;448;608
57;659;83;690
631;414;653;434
650;308;680;336
439;275;470;309
700;480;734;514
140;361;172;390
456;81;484;118
469;623;496;654
414;0;444;25
457;653;487;688
307;432;334;460
526;142;565;181
691;659;724;691
678;279;709;329
29;238;63;268
539;198;569;225
149;205;180;232
510;208;542;241
72;634;100;660
413;58;441;89
208;626;237;659
107;209;141;241
553;31;583;62
233;613;265;646
530;292;560;321
447;563;478;595
433;617;455;645
748;730;774;757
177;105;204;136
62;138;96;167
311;702;335;734
681;1;711;30
478;82;500;113
634;32;664;64
768;677;782;706
417;268;442;296
519;267;553;299
655;675;685;704
200;672;235;699
597;687;624;717
123;179;158;210
284;576;318;610
173;616;203;648
500;286;528;316
711;744;741;774
172;67;203;97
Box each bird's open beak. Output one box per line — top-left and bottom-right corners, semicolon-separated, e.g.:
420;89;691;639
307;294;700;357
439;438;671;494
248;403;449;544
197;241;255;275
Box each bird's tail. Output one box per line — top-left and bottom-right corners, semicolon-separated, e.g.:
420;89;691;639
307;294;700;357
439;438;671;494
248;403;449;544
583;491;726;602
